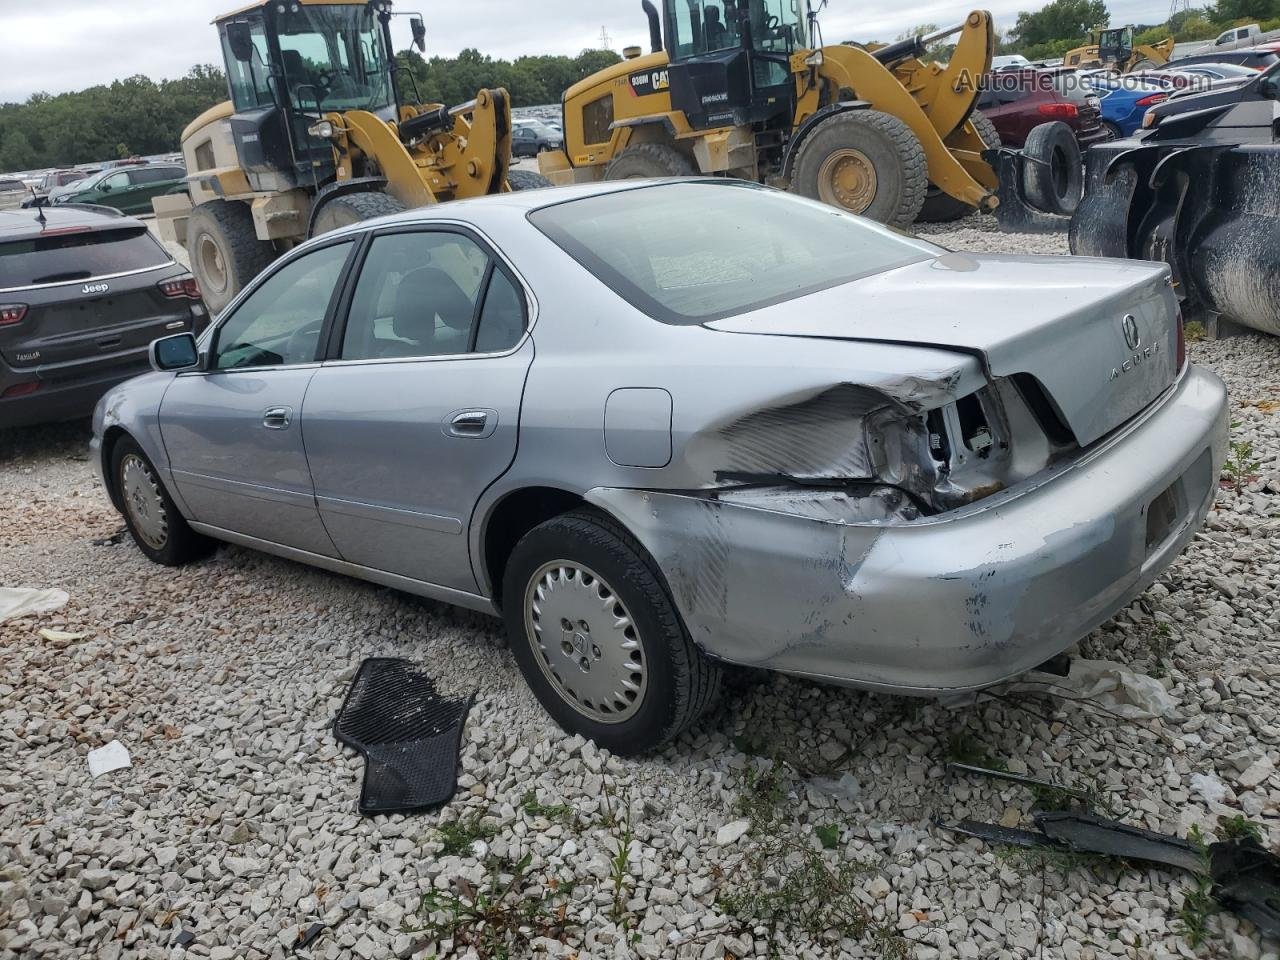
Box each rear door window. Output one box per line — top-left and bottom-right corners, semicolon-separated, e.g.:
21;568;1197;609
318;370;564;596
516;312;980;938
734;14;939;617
339;230;525;360
0;226;172;290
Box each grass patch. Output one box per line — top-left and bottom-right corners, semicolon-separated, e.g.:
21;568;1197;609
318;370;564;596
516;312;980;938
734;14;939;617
407;852;576;960
519;790;573;823
435;811;496;857
1216;813;1264;845
1178;825;1217;949
1183;320;1206;343
718;761;907;960
1221;428;1260;493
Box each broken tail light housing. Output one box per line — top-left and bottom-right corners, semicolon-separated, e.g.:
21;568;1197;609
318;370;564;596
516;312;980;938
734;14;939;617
0;304;27;327
158;277;201;300
1038;102;1079;119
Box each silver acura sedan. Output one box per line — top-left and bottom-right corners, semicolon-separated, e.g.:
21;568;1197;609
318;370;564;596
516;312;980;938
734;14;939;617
92;180;1228;754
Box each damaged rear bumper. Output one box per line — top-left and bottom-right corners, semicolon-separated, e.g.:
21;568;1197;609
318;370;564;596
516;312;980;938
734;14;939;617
586;365;1228;694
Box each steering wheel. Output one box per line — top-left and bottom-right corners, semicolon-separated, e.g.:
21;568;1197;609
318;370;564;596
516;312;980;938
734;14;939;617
765;13;780;29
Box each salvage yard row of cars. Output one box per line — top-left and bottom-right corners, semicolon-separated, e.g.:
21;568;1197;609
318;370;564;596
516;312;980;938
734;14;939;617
84;181;1228;753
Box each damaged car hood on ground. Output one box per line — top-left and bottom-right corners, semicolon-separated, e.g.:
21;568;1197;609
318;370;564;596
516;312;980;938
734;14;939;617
706;251;1179;447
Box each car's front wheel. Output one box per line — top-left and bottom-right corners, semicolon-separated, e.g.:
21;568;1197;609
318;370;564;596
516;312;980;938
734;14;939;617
502;509;720;755
111;437;213;566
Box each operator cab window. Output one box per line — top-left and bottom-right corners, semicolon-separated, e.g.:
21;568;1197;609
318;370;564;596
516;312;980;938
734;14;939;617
341;231;526;361
222;18;274;111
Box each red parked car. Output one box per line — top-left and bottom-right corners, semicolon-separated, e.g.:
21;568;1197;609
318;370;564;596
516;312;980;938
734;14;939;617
977;68;1110;149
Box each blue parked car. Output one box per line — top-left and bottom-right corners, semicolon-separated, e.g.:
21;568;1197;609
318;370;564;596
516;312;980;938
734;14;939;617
1084;73;1172;137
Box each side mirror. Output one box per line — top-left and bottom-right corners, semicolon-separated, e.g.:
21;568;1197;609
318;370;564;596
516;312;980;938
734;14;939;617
226;21;255;62
410;16;426;52
100;182;113;192
150;333;200;372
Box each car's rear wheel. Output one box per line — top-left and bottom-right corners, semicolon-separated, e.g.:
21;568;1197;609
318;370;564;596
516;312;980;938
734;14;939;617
186;200;276;314
1101;120;1123;140
111;437;213;566
790;109;927;228
501;508;720;755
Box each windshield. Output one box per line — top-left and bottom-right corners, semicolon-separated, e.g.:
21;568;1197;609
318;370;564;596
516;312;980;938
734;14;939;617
530;182;938;325
276;4;392;113
670;0;807;58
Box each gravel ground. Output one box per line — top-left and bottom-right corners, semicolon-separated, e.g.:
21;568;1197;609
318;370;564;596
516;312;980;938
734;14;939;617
3;216;1280;960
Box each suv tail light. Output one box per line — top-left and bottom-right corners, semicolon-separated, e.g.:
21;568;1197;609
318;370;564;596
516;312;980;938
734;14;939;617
0;304;27;327
1037;102;1079;119
158;277;201;300
1136;93;1168;107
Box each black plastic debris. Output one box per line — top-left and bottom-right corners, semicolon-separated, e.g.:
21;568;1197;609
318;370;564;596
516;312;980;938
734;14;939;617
941;764;1280;941
294;922;326;952
334;658;475;816
174;930;195;948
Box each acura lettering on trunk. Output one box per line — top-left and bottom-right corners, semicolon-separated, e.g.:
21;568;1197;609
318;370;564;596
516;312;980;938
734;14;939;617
91;179;1229;754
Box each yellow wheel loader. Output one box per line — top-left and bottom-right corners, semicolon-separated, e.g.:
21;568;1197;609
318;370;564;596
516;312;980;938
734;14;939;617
158;0;545;312
1063;27;1174;72
538;1;1001;227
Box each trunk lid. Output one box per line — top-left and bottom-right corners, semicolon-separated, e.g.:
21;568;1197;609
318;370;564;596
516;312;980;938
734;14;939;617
705;252;1179;447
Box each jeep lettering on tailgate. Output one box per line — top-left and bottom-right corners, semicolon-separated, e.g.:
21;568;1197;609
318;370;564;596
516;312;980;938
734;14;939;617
82;282;110;295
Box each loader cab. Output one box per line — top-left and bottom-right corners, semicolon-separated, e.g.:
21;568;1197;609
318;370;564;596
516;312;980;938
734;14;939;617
1096;27;1133;67
662;0;807;130
216;1;397;192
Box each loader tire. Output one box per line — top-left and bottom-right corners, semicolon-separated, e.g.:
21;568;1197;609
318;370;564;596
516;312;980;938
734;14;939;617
603;143;696;180
507;170;553;191
1022;122;1082;217
186;200;275;314
791;110;927;228
311;191;407;236
917;114;1002;223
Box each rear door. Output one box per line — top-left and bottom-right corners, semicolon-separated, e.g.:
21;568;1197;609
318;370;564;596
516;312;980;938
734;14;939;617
301;226;533;592
160;239;357;556
0;225;195;380
127;167;185;214
89;171;131;211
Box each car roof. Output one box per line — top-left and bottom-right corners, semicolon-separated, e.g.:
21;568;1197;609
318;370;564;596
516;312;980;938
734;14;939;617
0;204;140;240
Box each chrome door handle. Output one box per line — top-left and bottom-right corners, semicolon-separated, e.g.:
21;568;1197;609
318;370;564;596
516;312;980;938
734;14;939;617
448;410;489;436
263;406;292;430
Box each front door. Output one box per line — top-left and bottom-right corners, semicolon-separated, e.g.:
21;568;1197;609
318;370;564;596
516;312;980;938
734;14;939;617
160;238;357;555
302;227;533;592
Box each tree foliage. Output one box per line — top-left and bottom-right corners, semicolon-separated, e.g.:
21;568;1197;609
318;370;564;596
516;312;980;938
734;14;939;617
0;49;619;173
1009;0;1111;47
0;66;226;171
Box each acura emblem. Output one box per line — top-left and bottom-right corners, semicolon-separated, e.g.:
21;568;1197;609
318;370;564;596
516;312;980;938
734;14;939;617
1122;314;1141;350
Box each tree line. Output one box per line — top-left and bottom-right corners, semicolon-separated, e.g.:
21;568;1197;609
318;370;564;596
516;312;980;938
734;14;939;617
0;48;620;173
3;0;1277;174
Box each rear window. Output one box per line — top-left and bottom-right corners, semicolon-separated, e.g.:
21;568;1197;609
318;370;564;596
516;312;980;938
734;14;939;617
0;226;171;290
0;180;25;191
529;182;938;324
1050;73;1095;102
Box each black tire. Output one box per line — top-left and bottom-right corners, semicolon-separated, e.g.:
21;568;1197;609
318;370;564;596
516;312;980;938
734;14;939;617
311;191;407;236
507;170;553;191
917;113;1002;223
1022;121;1082;217
603;143;696;180
186;200;275;314
110;437;214;566
501;508;720;755
790;109;927;228
1101;120;1123;141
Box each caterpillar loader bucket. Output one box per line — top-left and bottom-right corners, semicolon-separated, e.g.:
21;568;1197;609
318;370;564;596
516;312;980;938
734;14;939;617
1071;139;1280;335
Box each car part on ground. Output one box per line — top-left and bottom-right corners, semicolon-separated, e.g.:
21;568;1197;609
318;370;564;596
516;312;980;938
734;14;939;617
946;813;1280;938
542;5;1001;226
92;179;1228;752
1070;66;1280;336
0;205;209;428
988;122;1086;232
157;0;541;314
333;658;475;815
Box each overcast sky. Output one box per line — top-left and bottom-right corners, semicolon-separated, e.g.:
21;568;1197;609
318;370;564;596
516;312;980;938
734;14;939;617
1;0;1176;104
